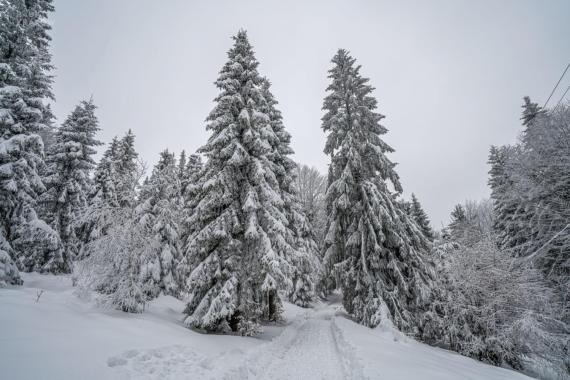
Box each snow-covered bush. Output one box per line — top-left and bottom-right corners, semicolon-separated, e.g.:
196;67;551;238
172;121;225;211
75;207;157;313
437;200;570;378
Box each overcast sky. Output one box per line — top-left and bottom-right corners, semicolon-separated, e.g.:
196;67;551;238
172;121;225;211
50;0;570;226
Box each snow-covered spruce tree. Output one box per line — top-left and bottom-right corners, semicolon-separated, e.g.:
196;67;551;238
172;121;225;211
0;232;22;286
177;150;187;192
517;100;570;276
259;78;321;307
180;152;202;198
136;149;182;298
39;99;101;271
410;193;434;241
114;129;139;208
178;153;203;284
0;0;64;275
287;209;321;307
182;31;295;335
488;145;515;247
448;203;467;238
321;49;441;336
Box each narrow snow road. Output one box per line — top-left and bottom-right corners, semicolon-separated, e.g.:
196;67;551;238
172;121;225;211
223;302;366;380
253;319;345;379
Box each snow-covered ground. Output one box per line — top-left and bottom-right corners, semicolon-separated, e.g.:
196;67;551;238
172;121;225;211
0;273;533;380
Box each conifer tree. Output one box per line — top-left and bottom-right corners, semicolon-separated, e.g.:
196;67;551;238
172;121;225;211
0;0;62;275
179;153;203;281
449;203;467;238
410;193;434;241
114;130;139;207
260;77;321;306
0;234;22;286
179;152;202;198
488;145;522;252
78;131;141;254
182;31;294;334
76;138;119;253
177;150;187;192
40;99;101;271
137;149;182;298
321;49;439;334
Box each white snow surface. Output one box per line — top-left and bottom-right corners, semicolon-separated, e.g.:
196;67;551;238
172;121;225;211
0;273;534;380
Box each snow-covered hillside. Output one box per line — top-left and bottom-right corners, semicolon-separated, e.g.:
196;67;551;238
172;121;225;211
0;273;534;380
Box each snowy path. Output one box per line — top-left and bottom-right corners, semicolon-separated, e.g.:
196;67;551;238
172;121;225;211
257;319;346;380
221;301;366;380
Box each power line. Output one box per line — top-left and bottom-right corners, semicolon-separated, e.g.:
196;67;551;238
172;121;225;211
554;85;570;108
543;62;570;108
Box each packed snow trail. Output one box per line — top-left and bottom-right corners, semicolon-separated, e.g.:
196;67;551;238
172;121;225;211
221;300;366;380
106;300;365;380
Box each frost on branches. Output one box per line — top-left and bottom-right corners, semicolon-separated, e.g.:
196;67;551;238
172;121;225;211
137;150;183;298
182;31;297;335
321;50;441;337
0;0;61;276
436;200;569;380
490;99;570;294
75;207;155;313
0;233;22;287
39;99;102;271
77;131;141;253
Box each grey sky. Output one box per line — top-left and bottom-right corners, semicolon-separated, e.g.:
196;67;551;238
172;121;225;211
50;0;570;226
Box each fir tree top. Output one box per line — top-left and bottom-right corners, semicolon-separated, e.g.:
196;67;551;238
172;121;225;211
322;49;402;194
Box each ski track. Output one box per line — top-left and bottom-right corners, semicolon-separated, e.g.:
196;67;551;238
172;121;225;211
107;304;366;380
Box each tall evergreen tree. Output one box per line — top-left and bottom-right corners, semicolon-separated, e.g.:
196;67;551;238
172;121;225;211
179;153;203;282
114;129;139;207
39;99;101;271
179;152;202;198
182;31;294;334
321;49;439;334
0;0;62;275
137;149;182;298
410;193;434;241
488;145;523;252
177;150;187;192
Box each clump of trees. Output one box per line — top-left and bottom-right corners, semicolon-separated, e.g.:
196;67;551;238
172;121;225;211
433;99;570;379
1;1;567;377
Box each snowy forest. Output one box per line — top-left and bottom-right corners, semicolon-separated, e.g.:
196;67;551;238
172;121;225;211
1;1;569;380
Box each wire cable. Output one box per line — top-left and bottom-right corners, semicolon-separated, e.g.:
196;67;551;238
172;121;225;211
543;62;569;108
554;85;570;108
